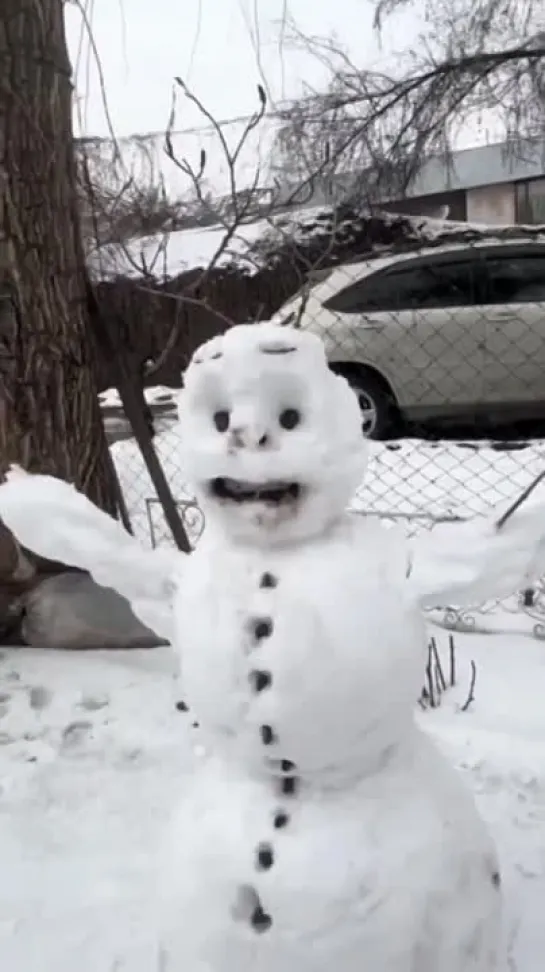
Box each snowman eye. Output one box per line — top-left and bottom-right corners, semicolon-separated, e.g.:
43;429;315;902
279;408;301;430
214;410;230;432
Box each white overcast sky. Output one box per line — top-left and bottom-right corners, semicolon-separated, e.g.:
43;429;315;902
66;0;497;201
65;0;419;139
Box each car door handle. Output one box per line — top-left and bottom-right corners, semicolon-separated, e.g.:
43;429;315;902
488;311;512;321
358;322;385;331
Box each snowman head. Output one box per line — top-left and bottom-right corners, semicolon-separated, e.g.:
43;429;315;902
178;323;367;546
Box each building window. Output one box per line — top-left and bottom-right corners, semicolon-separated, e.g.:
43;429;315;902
380;190;467;221
514;178;545;224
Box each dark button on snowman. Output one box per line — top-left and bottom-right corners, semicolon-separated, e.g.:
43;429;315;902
244;569;301;935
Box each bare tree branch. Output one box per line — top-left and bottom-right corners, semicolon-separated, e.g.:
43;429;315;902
271;5;545;208
163;79;269;279
137;78;349;370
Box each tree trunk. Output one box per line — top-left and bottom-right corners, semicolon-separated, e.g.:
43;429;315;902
0;0;120;515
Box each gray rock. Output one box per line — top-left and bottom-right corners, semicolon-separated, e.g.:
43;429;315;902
0;518;35;643
0;518;35;584
22;572;167;650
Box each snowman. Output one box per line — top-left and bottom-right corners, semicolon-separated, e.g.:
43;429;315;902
3;322;545;971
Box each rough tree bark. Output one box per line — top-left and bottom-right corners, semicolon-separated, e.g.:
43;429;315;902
0;0;120;514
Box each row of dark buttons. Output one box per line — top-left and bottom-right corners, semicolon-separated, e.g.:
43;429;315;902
249;571;298;933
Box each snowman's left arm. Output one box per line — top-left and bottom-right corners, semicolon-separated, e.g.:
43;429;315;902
0;466;183;642
407;496;545;610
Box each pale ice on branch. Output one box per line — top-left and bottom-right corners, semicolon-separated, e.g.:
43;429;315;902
4;323;545;970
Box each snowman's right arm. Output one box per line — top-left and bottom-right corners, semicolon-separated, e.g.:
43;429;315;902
406;494;545;610
0;467;184;642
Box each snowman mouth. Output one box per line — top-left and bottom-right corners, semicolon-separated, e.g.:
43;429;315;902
211;477;301;505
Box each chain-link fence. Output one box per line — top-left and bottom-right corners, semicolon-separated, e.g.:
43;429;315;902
106;238;545;636
281;238;545;441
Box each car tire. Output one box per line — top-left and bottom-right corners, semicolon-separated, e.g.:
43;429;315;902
337;369;398;440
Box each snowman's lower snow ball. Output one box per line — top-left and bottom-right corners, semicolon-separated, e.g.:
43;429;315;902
156;323;502;972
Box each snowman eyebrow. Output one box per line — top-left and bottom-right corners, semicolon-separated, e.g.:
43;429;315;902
259;342;297;355
192;350;223;365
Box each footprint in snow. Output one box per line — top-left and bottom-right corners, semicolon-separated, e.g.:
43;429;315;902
78;693;110;712
0;692;10;721
61;720;94;749
28;686;52;710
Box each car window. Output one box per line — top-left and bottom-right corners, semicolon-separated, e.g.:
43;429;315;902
477;254;545;304
322;258;478;313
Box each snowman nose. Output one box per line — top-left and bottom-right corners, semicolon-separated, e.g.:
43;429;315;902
229;419;269;450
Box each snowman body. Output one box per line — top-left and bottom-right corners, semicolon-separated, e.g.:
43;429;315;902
158;513;500;972
6;322;545;972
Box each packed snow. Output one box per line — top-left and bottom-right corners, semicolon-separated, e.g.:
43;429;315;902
2;324;545;969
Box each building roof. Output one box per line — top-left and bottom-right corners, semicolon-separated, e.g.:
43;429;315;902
405;138;545;198
277;138;545;210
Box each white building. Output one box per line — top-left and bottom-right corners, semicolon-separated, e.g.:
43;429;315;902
279;138;545;226
383;138;545;225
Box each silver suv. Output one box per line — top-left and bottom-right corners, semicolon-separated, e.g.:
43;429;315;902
271;240;545;438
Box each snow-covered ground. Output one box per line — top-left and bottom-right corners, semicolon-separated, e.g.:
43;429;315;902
92;219;268;280
1;432;545;968
0;631;543;969
0;645;186;971
99;386;178;411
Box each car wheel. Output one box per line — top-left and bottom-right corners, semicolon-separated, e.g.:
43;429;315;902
343;371;398;440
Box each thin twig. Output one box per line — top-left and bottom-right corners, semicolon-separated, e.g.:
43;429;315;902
495;469;545;529
425;651;437;708
460;661;477;713
430;636;447;692
448;634;456;688
164;80;269;286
